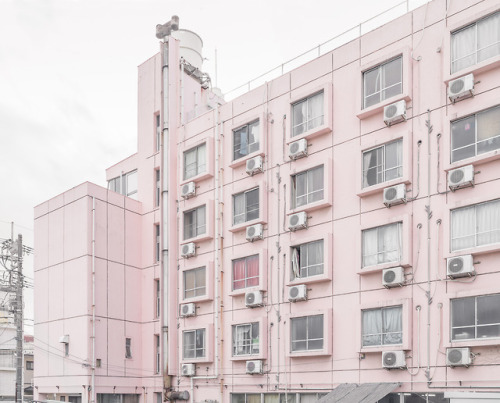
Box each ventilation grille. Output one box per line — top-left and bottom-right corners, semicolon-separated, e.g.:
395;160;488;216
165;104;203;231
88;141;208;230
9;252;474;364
384;270;396;283
385;104;398;118
450;79;465;94
450;169;464;185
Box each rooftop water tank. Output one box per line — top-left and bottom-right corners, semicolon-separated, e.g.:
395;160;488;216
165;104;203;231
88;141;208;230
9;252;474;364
171;29;203;70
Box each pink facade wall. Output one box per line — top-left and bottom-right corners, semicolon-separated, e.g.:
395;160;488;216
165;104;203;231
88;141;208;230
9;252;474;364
34;0;500;402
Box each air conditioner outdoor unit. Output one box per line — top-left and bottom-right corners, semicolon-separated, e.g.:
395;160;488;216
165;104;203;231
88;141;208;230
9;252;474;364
448;73;474;103
382;350;406;369
181;181;196;199
448;165;474;191
288;211;308;231
383;184;406;207
289;139;308;160
181;242;196;258
446;347;472;367
382;267;405;288
288;284;307;302
246;360;263;375
447;255;475;279
246;223;264;242
246;156;263;176
181;363;196;376
245;290;264;308
384;100;406;126
180;303;196;317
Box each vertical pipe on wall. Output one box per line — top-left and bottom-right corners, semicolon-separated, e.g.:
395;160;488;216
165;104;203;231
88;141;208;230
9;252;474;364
425;109;433;383
91;197;96;403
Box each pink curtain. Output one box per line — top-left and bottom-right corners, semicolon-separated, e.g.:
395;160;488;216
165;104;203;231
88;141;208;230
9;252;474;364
233;259;246;290
246;255;259;287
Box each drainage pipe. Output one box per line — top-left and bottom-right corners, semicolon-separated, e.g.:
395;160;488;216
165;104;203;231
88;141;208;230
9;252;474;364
91;197;96;403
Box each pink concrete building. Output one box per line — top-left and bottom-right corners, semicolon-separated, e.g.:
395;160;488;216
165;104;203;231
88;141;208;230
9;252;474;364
34;0;500;402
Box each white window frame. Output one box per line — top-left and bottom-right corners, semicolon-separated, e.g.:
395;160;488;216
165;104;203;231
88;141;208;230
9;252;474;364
108;170;137;199
155;168;161;207
156;113;161;153
233;188;259;225
183;205;206;240
154;279;160;318
233;120;260;161
290;314;324;352
363;56;403;109
291;165;324;209
184;266;207;299
155;224;160;262
362;222;402;267
451;199;500;252
451;294;500;341
232;322;260;356
125;338;132;358
451;11;500;74
291;91;325;137
183;329;206;359
291;240;324;280
155;334;160;373
361;305;403;347
451;105;500;163
183;143;207;180
362;139;403;188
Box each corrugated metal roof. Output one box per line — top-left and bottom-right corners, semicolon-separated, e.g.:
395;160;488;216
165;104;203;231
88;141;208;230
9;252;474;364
317;382;400;403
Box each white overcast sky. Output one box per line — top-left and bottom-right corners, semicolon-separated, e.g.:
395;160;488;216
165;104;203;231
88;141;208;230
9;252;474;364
0;0;428;329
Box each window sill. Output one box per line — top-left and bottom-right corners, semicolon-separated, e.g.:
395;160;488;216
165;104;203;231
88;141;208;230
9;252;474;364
182;295;212;304
180;171;213;186
181;356;212;364
288;274;331;287
445;55;500;85
357;262;409;276
229;218;267;233
289;349;330;358
229;150;265;169
449;338;500;349
357;94;411;120
229;285;264;297
446;149;500;172
230;353;265;362
288;124;332;145
288;199;332;216
357;178;410;198
446;243;500;259
359;344;405;354
181;233;213;244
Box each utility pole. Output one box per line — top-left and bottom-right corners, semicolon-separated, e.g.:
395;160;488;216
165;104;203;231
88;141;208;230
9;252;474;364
15;234;24;403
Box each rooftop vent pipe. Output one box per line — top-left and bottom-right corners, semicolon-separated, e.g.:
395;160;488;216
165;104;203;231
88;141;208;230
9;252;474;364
156;15;179;38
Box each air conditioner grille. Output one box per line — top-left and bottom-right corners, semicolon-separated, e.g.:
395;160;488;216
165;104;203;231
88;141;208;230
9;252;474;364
247;361;255;372
448;258;464;274
247;226;256;237
450;169;465;184
290;215;299;226
182;184;190;194
248;159;256;170
385;104;398;118
182;245;190;255
246;293;255;304
182;305;189;314
451;79;465;94
290;287;299;299
384;270;396;283
290;142;300;154
448;349;463;364
383;352;397;367
385;187;398;201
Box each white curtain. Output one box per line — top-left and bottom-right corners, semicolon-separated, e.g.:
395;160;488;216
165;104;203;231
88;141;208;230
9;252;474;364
304;240;324;276
308;166;324;203
477;199;500;246
197;143;206;175
184;148;196;179
383;306;403;345
308;91;324;129
362;309;382;346
451;25;476;73
380;223;401;263
233;193;245;224
451;205;476;251
477;12;500;63
196;205;206;235
291;247;300;279
362;227;378;267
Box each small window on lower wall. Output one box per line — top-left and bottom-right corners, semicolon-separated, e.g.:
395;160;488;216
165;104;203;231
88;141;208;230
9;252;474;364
362;306;402;347
232;322;259;356
291;240;324;280
291;314;323;352
451;294;500;341
183;329;206;359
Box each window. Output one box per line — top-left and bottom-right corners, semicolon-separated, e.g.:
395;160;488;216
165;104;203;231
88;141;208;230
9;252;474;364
291;165;324;208
183;143;206;180
451;294;500;340
292;91;324;137
183;329;205;359
363;56;402;108
155;224;160;262
232;322;259;356
231;395;261;403
233;188;259;225
96;358;101;368
362;139;403;188
125;338;132;358
156;113;161;152
232;255;259;290
291;240;324;280
154;279;160;318
0;351;14;367
233;120;259;160
107;170;137;199
362;306;403;347
26;360;34;370
451;11;500;73
184;267;206;299
451;199;500;251
362;222;402;267
155;169;161;207
290;314;324;352
451;106;500;163
155;334;161;373
183;205;206;240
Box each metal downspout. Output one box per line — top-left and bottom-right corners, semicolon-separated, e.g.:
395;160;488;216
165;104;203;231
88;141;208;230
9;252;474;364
161;39;171;390
91;197;96;403
425;109;433;384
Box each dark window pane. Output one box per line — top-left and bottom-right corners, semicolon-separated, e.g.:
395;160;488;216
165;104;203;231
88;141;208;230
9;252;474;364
451;297;475;327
